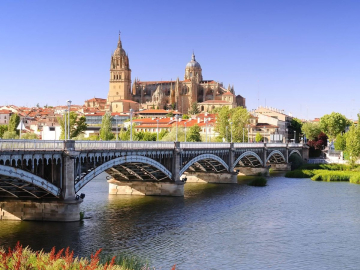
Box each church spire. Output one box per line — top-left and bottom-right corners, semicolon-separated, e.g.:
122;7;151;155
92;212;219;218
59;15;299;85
192;51;196;61
117;31;122;48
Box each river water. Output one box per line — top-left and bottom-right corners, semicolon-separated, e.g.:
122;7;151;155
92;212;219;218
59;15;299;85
1;174;360;269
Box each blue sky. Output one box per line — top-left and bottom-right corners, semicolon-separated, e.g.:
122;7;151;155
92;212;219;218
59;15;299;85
1;0;359;120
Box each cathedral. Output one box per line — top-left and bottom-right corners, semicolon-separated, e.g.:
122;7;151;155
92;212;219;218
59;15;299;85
106;34;246;113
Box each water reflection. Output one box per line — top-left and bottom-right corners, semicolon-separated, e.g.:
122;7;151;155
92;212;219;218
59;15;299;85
2;174;360;269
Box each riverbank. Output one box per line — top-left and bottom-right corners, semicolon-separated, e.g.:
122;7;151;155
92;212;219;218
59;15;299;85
0;243;158;270
285;164;360;183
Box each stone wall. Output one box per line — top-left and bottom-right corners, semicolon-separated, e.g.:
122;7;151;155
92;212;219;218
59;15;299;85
237;167;270;176
185;172;237;184
270;163;291;171
0;200;81;221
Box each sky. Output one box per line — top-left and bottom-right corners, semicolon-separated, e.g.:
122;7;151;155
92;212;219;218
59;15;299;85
0;0;360;120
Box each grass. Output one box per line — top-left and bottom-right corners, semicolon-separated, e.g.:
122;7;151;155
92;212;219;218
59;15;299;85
285;163;360;184
0;242;175;270
247;177;267;187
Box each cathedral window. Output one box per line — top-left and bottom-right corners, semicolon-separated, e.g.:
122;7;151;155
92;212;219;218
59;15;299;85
116;92;119;95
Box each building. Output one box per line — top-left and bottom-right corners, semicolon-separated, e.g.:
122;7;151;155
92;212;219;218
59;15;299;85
102;34;246;114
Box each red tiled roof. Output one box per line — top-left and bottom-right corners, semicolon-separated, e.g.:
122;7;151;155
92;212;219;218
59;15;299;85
85;98;106;102
112;99;138;104
223;92;234;96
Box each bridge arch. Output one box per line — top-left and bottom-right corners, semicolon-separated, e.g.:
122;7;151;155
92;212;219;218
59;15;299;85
179;154;229;176
289;150;302;159
231;151;264;170
266;150;286;163
75;155;172;192
0;164;60;197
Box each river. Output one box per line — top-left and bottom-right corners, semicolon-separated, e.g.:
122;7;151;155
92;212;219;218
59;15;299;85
1;173;360;269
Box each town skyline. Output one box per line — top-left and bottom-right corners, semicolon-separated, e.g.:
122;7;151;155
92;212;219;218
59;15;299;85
1;1;360;120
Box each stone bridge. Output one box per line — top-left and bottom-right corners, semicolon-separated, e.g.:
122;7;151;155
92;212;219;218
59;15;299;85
0;140;308;221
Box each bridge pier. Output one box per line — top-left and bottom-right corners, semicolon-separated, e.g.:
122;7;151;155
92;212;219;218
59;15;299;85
108;180;184;196
270;163;291;171
185;172;237;184
0;200;81;221
237;167;270;176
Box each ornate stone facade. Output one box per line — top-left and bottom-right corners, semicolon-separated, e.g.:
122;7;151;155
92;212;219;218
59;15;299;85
107;34;246;113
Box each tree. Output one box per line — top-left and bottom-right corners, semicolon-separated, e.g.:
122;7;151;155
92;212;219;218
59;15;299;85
21;133;38;140
214;106;231;142
344;114;360;166
9;114;20;133
161;127;185;142
291;118;303;141
2;131;18;139
186;124;202;142
0;125;8;138
334;133;347;151
320;112;350;140
188;102;200;115
229;107;250;142
255;132;263;142
158;129;168;140
302;122;322;141
99;112;115;141
166;112;174;117
171;103;176;110
182;114;190;119
57;112;87;139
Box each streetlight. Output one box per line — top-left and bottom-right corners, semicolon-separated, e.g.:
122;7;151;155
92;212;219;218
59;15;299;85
247;125;250;143
205;118;208;142
294;130;296;143
230;122;233;143
156;119;159;141
175;114;179;141
130;108;133;141
184;121;187;142
243;127;245;142
67;100;72;140
64;109;68;140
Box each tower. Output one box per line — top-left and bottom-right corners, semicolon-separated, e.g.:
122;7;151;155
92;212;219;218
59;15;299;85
107;33;132;103
184;52;202;81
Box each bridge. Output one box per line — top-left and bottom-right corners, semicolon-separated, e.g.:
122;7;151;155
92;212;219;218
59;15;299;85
0;140;308;221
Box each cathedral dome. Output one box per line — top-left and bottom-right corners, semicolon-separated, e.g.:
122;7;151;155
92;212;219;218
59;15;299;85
186;53;201;69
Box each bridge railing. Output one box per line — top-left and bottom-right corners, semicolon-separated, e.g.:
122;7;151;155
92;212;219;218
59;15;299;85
0;140;64;151
180;142;231;149
288;143;304;147
74;141;175;150
233;143;265;148
266;143;287;147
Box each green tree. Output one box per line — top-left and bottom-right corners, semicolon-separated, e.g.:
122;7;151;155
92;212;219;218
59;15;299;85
161;127;185;142
291;118;303;141
0;125;8;138
320;112;350;140
2;131;18;139
99;112;115;141
182;114;190;119
166;112;174;117
9;114;20;133
158;129;169;140
20;133;38;140
171;103;176;110
214;106;231;142
57;112;88;139
188;102;200;115
119;127;130;141
334;133;347;151
255;132;263;142
302;122;322;140
345;123;360;166
186;124;202;142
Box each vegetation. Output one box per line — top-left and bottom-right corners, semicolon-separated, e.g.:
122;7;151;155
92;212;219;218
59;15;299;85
20;133;39;140
0;125;8;138
214;106;249;142
182;114;190;119
57;112;87;140
186;124;202;142
290;118;303;142
302;122;321;141
334;133;346;151
247;177;267;187
255;132;263;142
161;127;185;142
0;242;151;270
9;114;20;134
344;116;360;166
2;131;19;139
188;102;200;115
320;112;350;140
99;112;115;141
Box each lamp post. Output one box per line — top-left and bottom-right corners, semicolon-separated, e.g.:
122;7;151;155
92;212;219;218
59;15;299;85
263;126;266;143
247;125;250;143
294;130;296;143
175;114;179;141
67;100;71;140
230;122;233;143
184;122;187;142
286;128;288;143
130;108;133;141
64;109;68;140
115;115;119;141
205;118;208;142
156;119;159;141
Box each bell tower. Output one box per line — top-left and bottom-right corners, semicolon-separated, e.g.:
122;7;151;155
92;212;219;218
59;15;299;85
107;33;132;103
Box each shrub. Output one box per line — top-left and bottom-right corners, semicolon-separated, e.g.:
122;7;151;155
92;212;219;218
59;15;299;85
285;170;315;178
248;177;267;187
310;171;354;182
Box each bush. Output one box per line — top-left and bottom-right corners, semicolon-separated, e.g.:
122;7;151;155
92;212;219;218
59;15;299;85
285;170;315;178
248;177;267;186
310;171;354;182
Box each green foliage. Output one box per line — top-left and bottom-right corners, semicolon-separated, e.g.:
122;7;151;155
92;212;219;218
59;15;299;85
344;114;360;167
99;112;115;141
188;102;200;115
247;177;267;186
0;125;8;138
187;124;202;142
302;122;322;140
166;112;174;117
161;127;185;142
289;153;303;170
285;169;316;178
158;129;168;140
21;133;38;140
214;106;249;142
134;131;156;141
2;131;19;139
334;133;347;151
291;118;303;141
182;114;190;119
171;103;176;110
320;112;350;140
255;132;263;142
57;112;88;139
310;171;354;182
8;114;20;133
